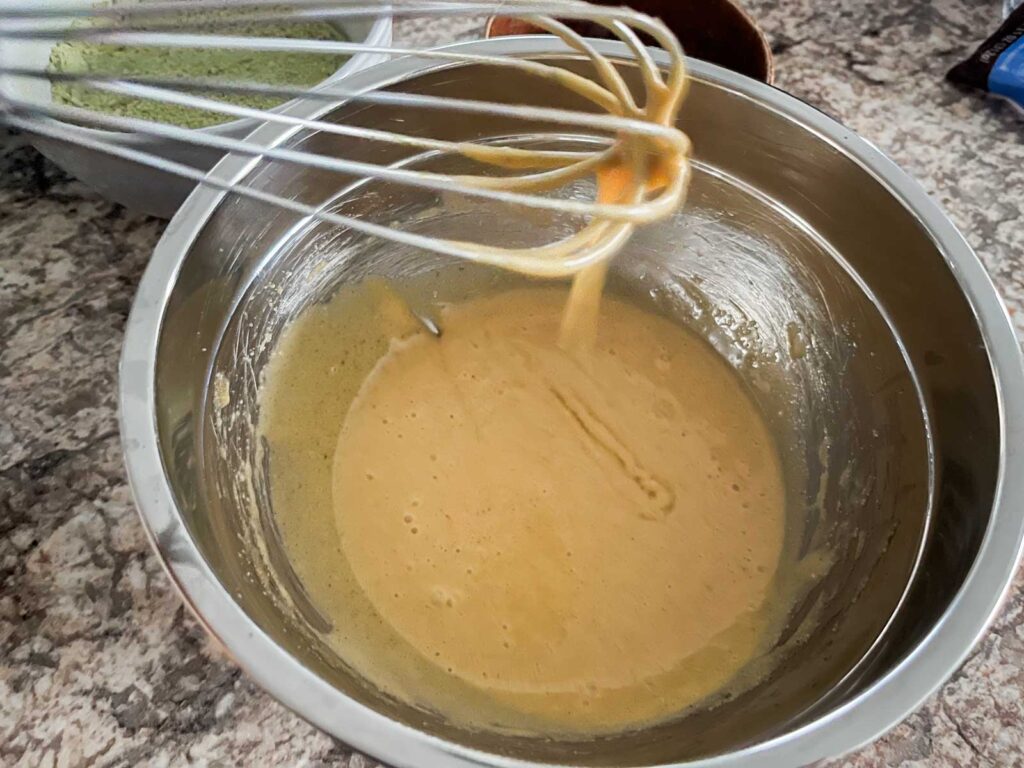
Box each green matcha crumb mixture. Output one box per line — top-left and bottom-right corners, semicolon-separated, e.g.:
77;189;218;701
48;6;350;129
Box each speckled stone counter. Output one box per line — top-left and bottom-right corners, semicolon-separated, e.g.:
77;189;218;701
3;1;1023;765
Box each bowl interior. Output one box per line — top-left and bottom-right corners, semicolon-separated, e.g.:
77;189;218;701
150;57;1000;764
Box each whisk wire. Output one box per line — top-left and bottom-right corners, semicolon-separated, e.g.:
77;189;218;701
2;85;687;221
0;0;692;276
3;110;625;276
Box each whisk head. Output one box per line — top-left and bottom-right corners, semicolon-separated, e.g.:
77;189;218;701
0;0;692;276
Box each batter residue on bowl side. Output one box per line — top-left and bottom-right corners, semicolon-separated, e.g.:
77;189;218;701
257;277;811;736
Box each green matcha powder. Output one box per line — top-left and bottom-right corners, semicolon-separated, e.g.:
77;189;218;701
49;8;350;129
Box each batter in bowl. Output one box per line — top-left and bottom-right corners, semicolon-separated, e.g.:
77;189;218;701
259;278;798;735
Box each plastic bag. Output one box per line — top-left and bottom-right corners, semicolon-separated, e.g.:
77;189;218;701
947;2;1024;111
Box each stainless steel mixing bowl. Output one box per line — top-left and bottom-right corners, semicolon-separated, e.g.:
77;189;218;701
120;39;1024;767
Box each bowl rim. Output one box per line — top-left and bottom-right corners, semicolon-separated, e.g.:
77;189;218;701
120;38;1024;767
0;8;392;141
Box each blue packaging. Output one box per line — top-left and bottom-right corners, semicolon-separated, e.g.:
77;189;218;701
947;3;1024;111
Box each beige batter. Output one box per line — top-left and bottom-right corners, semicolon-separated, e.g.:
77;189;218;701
260;278;795;735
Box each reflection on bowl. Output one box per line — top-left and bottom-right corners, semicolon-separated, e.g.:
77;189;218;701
121;39;1024;768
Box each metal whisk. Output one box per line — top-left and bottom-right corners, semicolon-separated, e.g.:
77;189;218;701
0;0;692;276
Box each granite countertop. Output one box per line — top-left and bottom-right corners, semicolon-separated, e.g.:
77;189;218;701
3;0;1023;765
